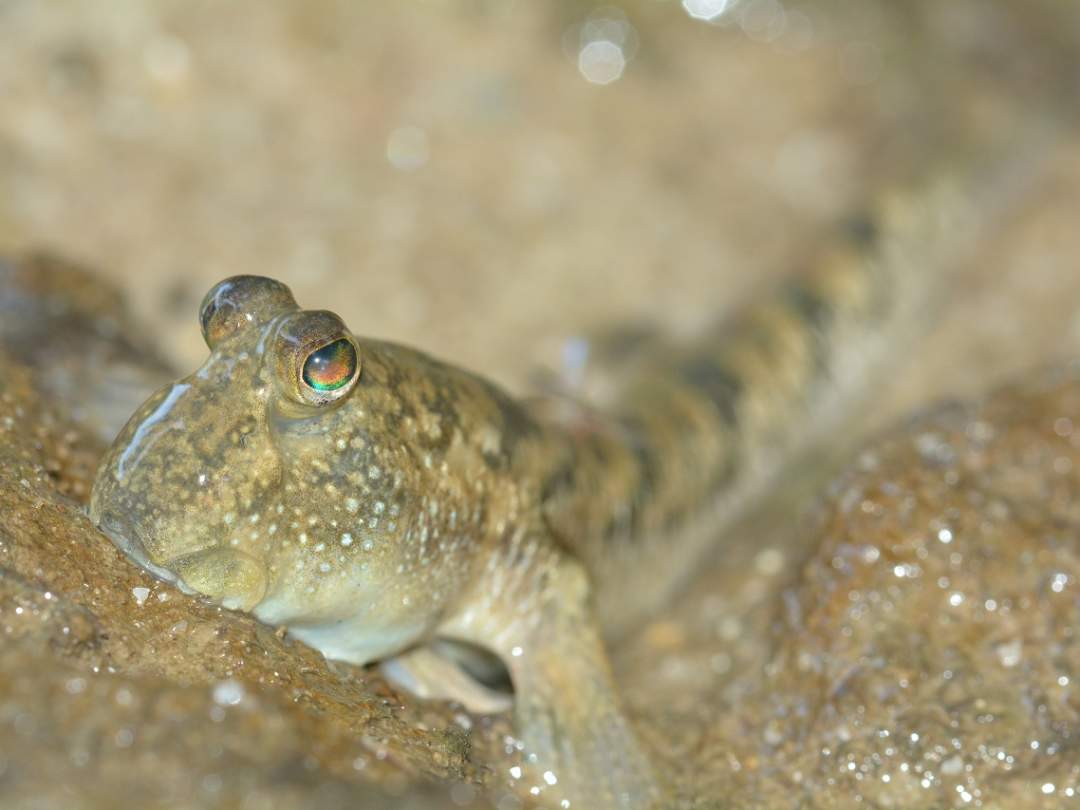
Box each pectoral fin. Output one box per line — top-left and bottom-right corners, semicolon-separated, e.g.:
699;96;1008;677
444;534;660;810
169;547;267;611
381;644;514;715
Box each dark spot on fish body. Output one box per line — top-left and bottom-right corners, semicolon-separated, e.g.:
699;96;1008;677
622;421;662;507
677;356;743;428
837;215;896;323
782;283;834;379
414;388;459;456
538;459;577;509
783;284;833;336
482;381;542;467
575;421;658;547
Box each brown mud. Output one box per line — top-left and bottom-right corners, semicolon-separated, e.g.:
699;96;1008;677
2;2;1080;808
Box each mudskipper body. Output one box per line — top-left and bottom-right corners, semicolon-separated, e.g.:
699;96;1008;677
89;139;1049;808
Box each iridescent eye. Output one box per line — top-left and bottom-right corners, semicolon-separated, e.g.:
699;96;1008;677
274;310;360;407
302;339;358;393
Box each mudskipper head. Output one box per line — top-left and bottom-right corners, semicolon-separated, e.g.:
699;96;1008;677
90;277;413;637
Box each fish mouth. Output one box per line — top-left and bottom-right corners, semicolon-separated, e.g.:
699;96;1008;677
92;508;182;587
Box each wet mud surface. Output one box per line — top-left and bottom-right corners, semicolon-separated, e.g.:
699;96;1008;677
3;266;1079;808
2;1;1080;808
619;366;1080;807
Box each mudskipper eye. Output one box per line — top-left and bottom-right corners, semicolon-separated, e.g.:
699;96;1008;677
302;339;358;393
199;276;298;349
274;310;361;407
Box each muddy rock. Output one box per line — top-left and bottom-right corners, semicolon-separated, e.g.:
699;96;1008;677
624;367;1080;808
0;253;173;444
0;345;505;809
761;368;1080;807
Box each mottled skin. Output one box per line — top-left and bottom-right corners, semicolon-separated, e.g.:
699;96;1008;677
90;276;657;807
89;141;1048;809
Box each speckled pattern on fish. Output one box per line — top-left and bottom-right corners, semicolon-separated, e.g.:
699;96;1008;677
88;142;1049;809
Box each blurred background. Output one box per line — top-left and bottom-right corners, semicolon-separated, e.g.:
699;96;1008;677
2;1;1080;808
2;0;1078;416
